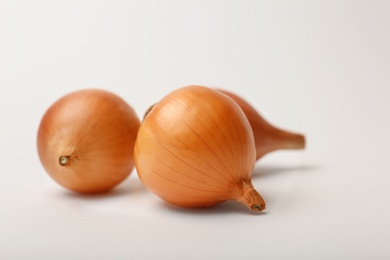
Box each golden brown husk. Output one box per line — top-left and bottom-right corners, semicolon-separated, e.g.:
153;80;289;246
135;85;265;212
37;89;140;193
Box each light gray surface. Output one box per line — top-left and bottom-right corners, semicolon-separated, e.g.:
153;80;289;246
1;1;389;259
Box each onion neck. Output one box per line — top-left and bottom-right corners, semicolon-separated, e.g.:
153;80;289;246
235;180;266;212
143;103;156;121
255;127;305;160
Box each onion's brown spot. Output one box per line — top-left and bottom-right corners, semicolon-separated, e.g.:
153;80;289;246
59;155;71;167
251;204;264;212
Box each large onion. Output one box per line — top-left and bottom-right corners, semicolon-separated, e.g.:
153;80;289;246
37;89;140;193
134;86;266;212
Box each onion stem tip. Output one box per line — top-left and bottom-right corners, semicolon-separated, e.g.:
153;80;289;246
251;204;265;212
59;155;70;166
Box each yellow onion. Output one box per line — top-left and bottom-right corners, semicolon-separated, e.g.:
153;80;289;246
37;89;140;193
218;89;305;160
134;85;266;212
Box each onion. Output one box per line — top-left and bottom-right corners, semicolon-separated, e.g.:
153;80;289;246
218;89;305;160
134;86;266;212
37;89;140;193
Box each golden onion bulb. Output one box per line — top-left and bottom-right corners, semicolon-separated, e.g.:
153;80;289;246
134;86;266;212
37;89;140;193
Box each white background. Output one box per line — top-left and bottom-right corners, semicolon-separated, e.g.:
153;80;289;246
1;0;390;259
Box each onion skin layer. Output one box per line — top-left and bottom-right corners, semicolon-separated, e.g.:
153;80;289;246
37;89;140;193
135;86;266;212
218;89;305;160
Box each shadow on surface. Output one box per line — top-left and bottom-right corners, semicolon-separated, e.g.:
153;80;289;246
159;200;267;216
60;176;146;200
252;164;320;179
62;185;131;200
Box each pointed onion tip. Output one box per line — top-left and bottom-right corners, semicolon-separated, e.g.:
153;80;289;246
251;204;265;212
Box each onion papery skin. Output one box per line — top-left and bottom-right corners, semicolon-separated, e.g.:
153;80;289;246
37;89;140;193
135;86;265;212
218;89;305;160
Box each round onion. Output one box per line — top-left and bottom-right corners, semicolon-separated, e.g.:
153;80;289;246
37;89;140;193
134;86;266;212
